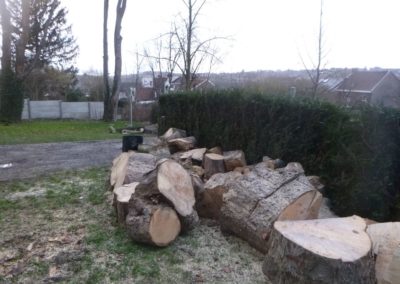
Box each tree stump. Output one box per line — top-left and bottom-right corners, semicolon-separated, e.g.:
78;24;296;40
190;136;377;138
113;182;138;225
367;222;400;284
220;162;321;252
126;196;181;247
167;136;197;154
262;216;376;284
203;153;225;179
223;150;246;171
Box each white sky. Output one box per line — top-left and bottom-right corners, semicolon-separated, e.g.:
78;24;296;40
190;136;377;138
64;0;400;74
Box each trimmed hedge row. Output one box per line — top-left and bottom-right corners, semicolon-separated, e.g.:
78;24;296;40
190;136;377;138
158;91;400;221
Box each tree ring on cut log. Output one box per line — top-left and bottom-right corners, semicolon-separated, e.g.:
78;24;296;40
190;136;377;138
149;207;181;246
274;216;371;262
157;160;195;217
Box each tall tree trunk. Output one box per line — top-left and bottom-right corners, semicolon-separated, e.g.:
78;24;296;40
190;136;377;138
111;0;127;121
103;0;113;121
15;0;31;77
0;0;12;71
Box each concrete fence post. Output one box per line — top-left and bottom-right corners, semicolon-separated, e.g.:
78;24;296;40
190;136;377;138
59;100;62;119
88;102;91;119
27;99;32;120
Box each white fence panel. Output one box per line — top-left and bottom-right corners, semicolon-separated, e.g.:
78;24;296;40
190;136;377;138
29;101;61;119
21;99;30;120
61;102;89;119
89;102;104;120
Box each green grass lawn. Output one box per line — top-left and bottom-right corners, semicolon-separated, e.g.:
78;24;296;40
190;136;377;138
0;120;142;145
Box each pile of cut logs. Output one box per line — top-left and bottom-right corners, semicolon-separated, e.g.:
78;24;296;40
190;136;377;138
109;128;399;284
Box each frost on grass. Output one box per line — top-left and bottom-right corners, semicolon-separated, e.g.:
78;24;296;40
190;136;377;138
0;168;266;283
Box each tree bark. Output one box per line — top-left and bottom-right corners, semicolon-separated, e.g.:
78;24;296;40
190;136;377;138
111;0;127;121
167;136;196;154
263;216;376;284
223;150;246;171
0;0;12;71
113;182;138;225
102;0;112;121
367;222;400;284
203;153;226;179
126;196;181;247
220;162;320;253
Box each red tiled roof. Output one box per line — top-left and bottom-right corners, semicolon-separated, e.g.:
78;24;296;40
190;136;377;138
335;71;389;92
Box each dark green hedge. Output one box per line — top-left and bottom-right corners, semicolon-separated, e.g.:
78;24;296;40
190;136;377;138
158;91;400;221
0;68;24;123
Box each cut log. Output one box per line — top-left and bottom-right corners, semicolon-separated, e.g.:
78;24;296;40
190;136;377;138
203;153;225;179
160;127;186;142
134;159;198;233
113;182;138;225
220;162;321;252
367;222;400;284
223;150;246;172
196;172;242;219
179;148;207;165
126;196;181;247
207;146;223;155
262;216;376;284
307;175;325;193
167;136;196;154
263;156;286;169
124;153;157;184
109;152;134;190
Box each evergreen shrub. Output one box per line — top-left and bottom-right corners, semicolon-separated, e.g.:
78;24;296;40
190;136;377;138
158;90;400;221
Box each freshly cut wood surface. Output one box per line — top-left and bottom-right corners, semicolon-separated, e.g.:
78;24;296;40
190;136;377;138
113;182;139;225
223;150;246;171
220;162;320;252
203;153;225;179
110;152;134;190
167;136;196;154
263;216;376;284
126;197;181;247
367;222;400;284
180;148;207;163
278;190;323;221
157;160;195;217
160;127;187;142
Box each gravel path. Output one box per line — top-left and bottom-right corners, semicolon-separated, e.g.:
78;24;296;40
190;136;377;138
0;138;157;182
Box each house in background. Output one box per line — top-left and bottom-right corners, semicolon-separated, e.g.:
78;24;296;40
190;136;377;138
170;76;215;92
334;70;400;108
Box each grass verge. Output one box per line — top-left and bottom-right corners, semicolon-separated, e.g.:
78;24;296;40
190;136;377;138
0;120;142;145
0;167;265;283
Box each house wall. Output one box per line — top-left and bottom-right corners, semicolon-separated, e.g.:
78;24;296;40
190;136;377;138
371;73;400;108
334;91;371;107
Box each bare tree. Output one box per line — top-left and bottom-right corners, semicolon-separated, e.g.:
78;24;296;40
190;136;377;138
102;0;112;121
173;0;222;91
301;0;326;99
111;0;127;120
103;0;127;121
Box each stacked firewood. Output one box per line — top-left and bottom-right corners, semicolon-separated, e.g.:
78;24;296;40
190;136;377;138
109;128;399;284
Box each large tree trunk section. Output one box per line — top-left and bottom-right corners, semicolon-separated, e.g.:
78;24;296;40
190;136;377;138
113;182;138;225
367;222;400;284
220;162;320;253
134;159;198;233
223;150;246;171
196;172;241;219
203;153;226;179
262;216;376;284
160;128;186;142
167;136;196;154
126;197;181;247
124;153;157;184
109;152;134;190
277;190;323;221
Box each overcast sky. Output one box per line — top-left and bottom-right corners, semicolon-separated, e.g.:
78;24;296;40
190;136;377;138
64;0;400;74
